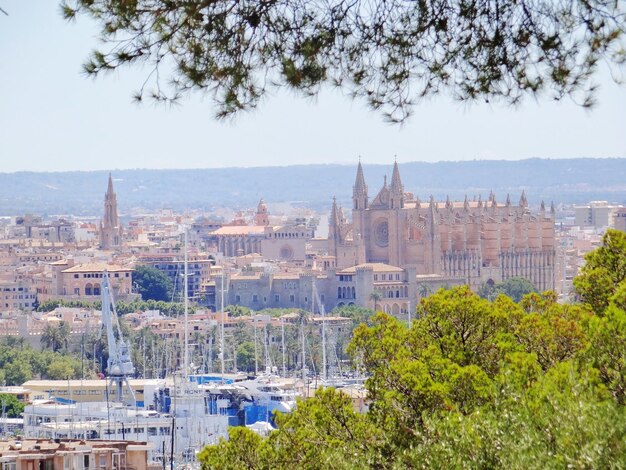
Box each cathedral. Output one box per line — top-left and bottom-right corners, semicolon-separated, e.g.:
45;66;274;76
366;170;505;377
328;162;556;291
99;174;123;250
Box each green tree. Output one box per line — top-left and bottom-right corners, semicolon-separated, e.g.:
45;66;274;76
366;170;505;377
133;264;174;302
40;321;70;352
3;361;33;386
479;276;538;302
61;1;625;123
0;393;25;418
225;305;251;317
199;284;626;469
574;229;626;315
369;290;382;312
46;357;78;380
236;341;257;373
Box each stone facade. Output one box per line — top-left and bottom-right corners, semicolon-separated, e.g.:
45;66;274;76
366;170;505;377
328;162;556;291
99;174;123;250
212;201;314;261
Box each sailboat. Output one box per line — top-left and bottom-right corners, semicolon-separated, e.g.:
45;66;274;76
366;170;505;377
23;258;230;466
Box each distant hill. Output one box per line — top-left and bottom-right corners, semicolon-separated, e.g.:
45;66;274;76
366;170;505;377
0;158;624;216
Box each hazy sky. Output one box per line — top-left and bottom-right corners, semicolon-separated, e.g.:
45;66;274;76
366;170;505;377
1;1;625;173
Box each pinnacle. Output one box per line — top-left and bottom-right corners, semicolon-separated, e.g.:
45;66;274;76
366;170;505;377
354;160;367;192
390;160;403;191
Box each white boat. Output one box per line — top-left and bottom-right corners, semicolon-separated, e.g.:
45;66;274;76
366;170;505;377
23;271;230;466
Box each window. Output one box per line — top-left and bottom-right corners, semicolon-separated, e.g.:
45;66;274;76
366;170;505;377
290;294;295;303
274;294;280;302
74;274;79;279
252;294;258;302
235;295;241;303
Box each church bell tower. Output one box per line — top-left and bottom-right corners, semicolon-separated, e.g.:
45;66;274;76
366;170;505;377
99;173;123;250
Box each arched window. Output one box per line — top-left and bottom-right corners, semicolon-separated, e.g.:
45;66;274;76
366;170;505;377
351;287;356;299
337;287;342;299
85;283;93;296
396;290;400;298
93;283;101;296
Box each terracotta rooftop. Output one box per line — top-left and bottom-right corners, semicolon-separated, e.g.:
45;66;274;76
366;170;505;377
212;226;266;236
338;262;403;274
61;263;133;273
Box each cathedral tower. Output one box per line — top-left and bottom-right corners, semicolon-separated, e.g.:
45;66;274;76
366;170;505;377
255;199;270;226
353;160;368;210
352;161;368;264
389;160;404;209
99;173;123;250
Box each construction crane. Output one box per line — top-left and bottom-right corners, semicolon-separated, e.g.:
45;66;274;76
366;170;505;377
101;271;136;406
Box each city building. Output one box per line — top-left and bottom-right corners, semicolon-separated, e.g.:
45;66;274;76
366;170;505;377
574;200;622;229
33;260;134;302
613;207;626;232
0;279;37;312
135;253;214;300
99;174;123;250
328;162;556;291
211;200;314;261
0;438;155;470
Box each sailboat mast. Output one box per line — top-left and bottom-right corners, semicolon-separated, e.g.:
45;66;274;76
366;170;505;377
281;319;286;378
264;323;269;373
301;313;306;387
314;282;327;381
254;315;258;375
220;272;226;381
183;227;189;377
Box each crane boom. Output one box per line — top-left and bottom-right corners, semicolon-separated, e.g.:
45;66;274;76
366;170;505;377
101;271;136;405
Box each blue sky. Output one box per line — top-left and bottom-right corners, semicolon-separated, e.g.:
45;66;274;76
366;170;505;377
0;1;625;172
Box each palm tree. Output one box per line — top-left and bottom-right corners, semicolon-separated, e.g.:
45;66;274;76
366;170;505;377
369;290;383;312
41;322;69;352
418;283;432;299
41;323;58;352
57;321;70;351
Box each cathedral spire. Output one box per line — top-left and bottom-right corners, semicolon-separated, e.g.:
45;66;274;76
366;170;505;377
330;196;340;225
353;159;368;210
390;159;403;192
519;190;528;208
354;159;367;192
389;160;404;209
107;172;114;195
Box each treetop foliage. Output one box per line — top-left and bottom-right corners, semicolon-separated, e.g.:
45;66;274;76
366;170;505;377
61;0;625;122
133;264;174;302
199;235;626;468
574;228;626;315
